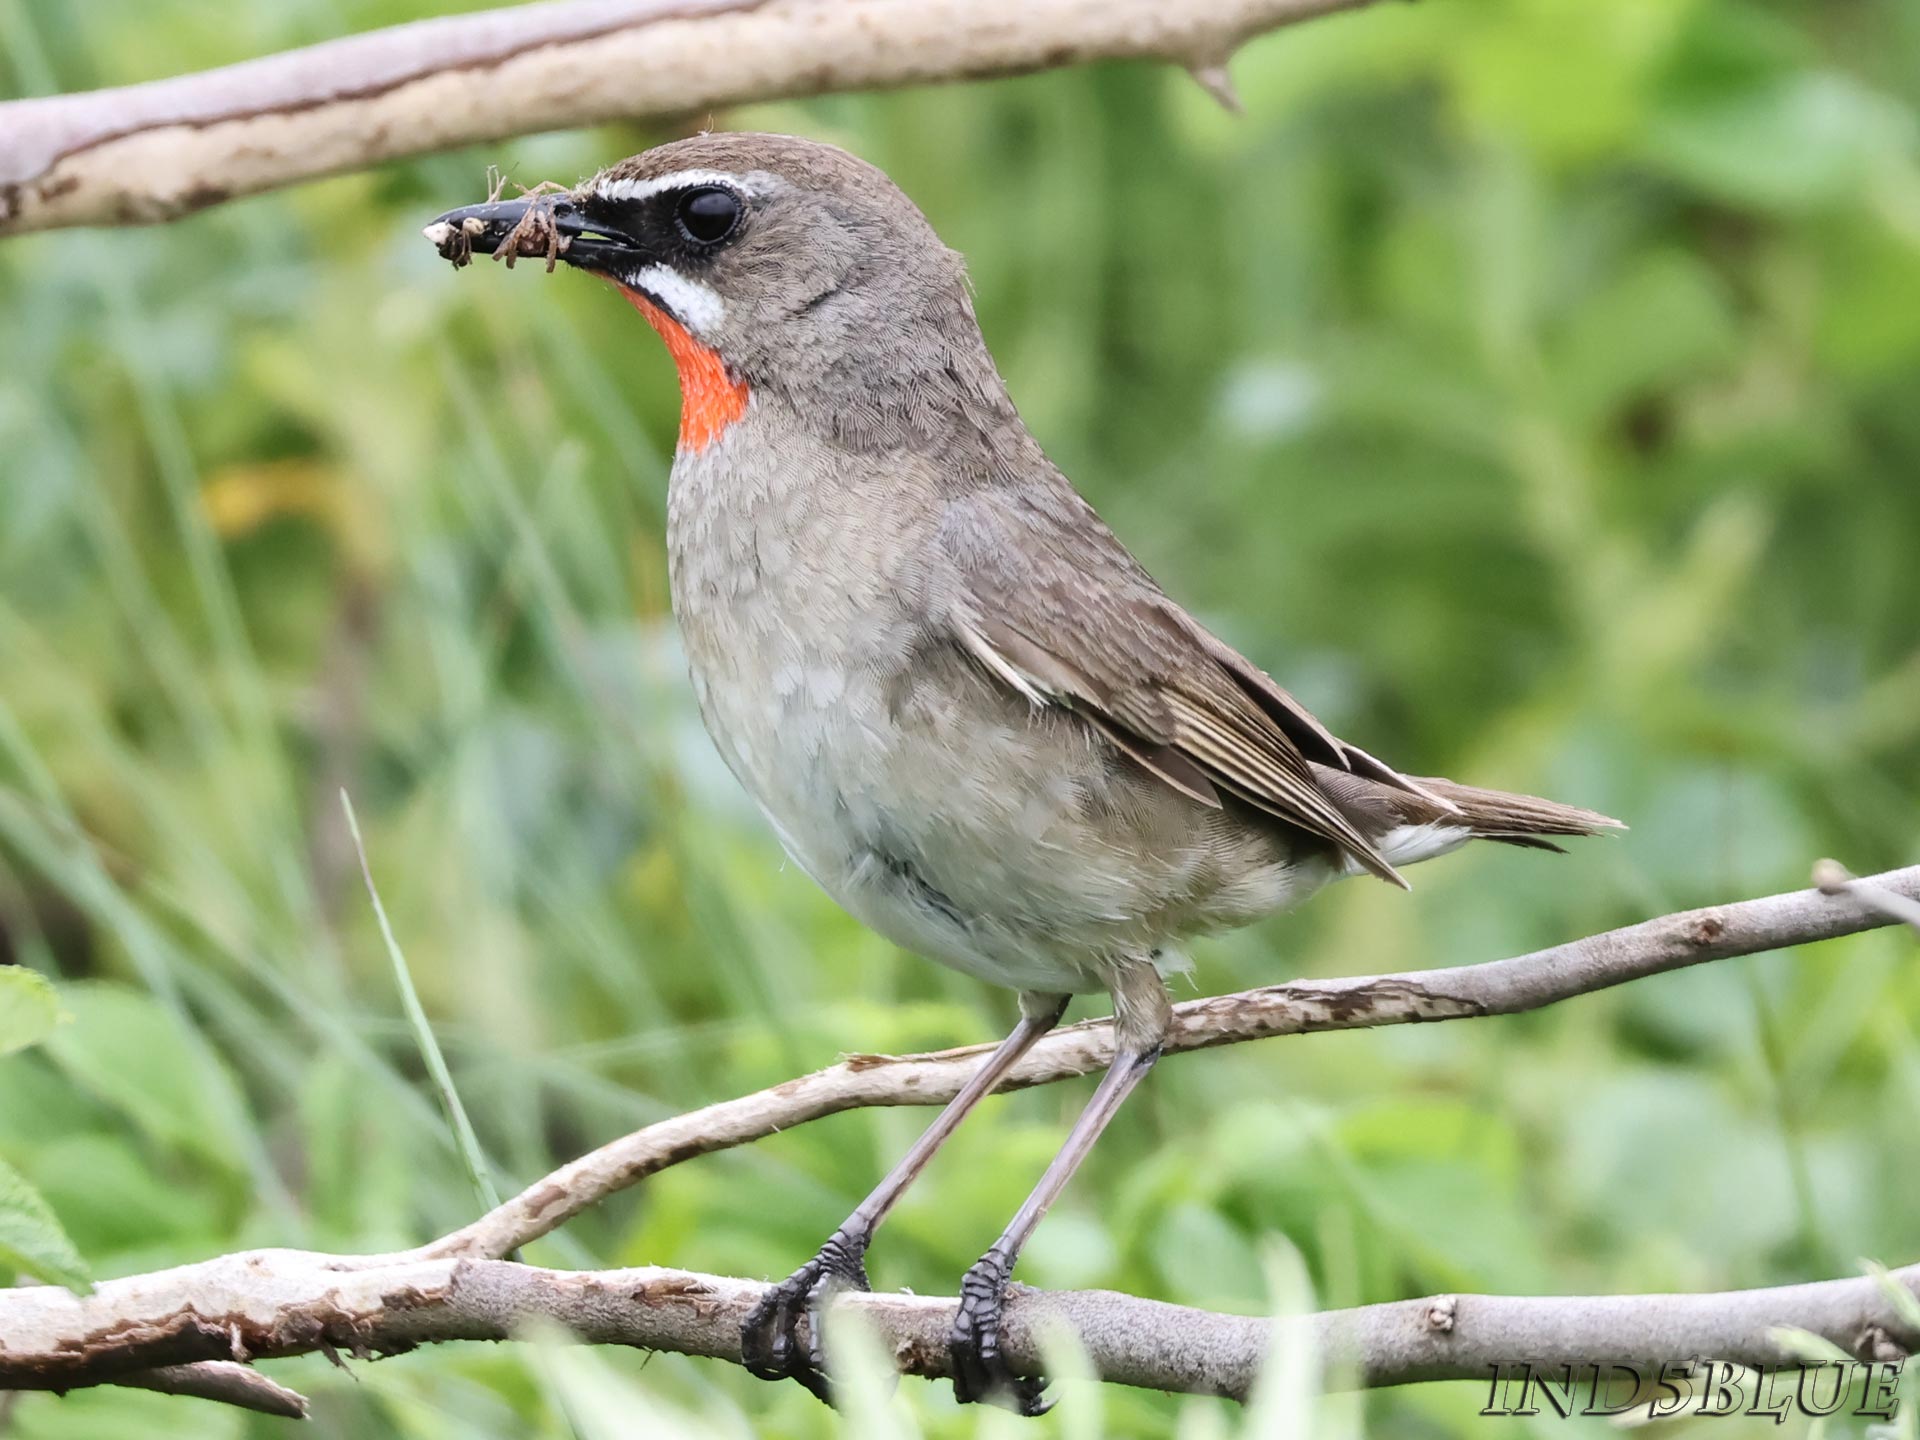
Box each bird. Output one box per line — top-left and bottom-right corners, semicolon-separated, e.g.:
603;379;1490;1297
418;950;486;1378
424;132;1621;1413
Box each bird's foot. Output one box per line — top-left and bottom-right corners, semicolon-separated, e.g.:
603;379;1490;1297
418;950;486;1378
740;1228;872;1403
950;1245;1049;1414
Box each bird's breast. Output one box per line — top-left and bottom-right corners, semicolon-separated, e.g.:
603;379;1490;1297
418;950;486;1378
664;420;927;855
660;417;1338;992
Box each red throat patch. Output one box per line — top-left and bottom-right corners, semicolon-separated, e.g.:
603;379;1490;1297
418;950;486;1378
610;282;750;453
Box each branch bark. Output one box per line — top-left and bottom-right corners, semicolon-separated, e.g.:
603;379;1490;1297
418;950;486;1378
0;0;1373;237
1;866;1914;1412
112;1361;310;1420
3;1253;1918;1404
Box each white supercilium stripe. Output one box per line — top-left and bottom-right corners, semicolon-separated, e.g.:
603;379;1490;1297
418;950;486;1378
590;169;754;205
629;264;727;336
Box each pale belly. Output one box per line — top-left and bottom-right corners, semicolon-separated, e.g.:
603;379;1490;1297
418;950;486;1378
665;436;1337;995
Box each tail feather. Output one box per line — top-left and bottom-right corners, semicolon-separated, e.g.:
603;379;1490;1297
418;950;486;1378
1308;762;1623;876
1407;776;1625;846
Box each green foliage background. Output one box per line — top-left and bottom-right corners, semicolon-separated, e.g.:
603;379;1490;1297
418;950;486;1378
3;0;1919;1434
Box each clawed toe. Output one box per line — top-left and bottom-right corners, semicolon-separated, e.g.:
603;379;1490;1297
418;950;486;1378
740;1230;871;1403
739;1267;819;1388
950;1247;1050;1414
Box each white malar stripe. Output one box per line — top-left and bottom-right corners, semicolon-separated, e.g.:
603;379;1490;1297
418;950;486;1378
1374;822;1474;868
629;264;727;336
591;169;753;205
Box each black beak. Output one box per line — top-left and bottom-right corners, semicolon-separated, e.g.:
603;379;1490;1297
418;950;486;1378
422;195;641;273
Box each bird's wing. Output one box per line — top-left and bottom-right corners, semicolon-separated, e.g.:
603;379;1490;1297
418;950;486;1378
937;485;1430;888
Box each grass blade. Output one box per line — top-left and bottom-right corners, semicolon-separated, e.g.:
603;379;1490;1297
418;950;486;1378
341;789;503;1215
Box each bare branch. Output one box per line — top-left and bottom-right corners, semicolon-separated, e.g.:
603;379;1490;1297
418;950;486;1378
113;1362;309;1420
415;865;1920;1263
5;865;1912;1412
0;0;1375;236
4;1253;1918;1403
1814;859;1920;940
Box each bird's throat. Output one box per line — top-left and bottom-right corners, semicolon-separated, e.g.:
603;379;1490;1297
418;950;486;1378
613;284;750;453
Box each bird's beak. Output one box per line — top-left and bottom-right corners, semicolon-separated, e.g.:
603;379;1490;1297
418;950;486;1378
421;195;642;273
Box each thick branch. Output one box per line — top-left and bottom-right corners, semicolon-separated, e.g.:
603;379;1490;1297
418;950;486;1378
0;0;1372;236
6;865;1913;1412
4;1253;1917;1402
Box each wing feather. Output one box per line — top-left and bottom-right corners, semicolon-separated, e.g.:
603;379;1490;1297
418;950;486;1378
1159;692;1406;886
938;487;1408;886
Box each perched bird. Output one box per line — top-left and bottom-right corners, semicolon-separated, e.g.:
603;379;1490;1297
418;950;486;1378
425;133;1619;1412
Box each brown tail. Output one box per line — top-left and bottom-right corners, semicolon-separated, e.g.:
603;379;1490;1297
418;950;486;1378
1409;776;1625;853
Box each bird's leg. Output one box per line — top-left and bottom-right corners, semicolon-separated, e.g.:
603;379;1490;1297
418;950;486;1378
741;991;1070;1402
950;961;1171;1415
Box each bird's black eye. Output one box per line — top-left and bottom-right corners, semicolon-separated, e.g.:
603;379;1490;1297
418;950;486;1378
675;186;741;247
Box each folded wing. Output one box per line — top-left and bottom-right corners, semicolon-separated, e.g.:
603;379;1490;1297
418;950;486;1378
938;486;1446;888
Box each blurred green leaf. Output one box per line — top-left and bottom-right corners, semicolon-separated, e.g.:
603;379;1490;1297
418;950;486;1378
0;1152;91;1293
1814;221;1920;376
1152;1203;1267;1311
1244;1237;1317;1440
1645;72;1912;210
29;1134;226;1256
42;983;246;1177
0;966;64;1056
1553;250;1736;420
1766;1327;1857;1366
1864;1258;1920;1333
1449;0;1683;160
6;1383;245;1440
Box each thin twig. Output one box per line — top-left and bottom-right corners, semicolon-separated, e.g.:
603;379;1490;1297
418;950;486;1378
115;1362;309;1420
413;865;1920;1263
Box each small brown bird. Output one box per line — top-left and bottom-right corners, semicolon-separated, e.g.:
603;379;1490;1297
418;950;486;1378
426;133;1619;1412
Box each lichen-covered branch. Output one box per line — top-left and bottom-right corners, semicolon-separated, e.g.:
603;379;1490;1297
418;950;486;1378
1;865;1914;1413
0;0;1374;236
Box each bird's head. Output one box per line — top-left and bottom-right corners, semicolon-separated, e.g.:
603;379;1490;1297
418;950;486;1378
426;132;998;453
